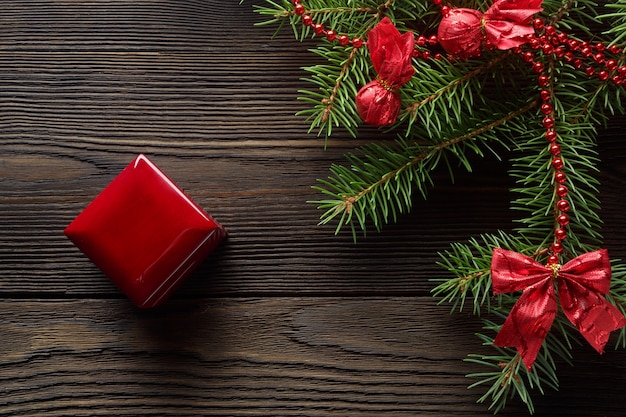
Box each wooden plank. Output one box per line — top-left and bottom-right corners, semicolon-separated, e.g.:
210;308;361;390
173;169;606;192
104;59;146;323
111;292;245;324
1;0;626;297
1;297;625;416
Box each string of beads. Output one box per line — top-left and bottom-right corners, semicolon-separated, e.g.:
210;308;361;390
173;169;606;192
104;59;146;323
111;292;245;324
288;0;626;262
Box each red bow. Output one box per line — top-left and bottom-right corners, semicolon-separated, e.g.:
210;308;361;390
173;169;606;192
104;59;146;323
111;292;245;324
438;0;543;58
491;248;626;369
356;17;415;126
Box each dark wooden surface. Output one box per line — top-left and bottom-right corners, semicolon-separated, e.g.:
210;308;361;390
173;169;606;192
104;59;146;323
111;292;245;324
2;1;626;415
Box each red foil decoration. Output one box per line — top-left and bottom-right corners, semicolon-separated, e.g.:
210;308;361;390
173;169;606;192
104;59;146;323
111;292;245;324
438;0;543;58
491;248;626;369
356;17;415;126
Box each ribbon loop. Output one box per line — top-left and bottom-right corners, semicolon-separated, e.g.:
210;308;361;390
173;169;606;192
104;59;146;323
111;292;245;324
491;248;626;369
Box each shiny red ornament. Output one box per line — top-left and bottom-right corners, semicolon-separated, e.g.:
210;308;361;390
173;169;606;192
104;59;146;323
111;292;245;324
356;80;402;126
356;17;415;126
492;248;626;369
64;154;227;308
438;0;543;58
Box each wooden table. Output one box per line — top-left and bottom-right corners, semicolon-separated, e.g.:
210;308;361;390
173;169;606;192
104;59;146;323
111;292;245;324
2;1;626;415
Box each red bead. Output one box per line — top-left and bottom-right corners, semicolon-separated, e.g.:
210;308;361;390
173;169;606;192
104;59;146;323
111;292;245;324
584;66;595;76
552;241;564;253
429;35;438;45
555;228;567;241
522;51;535;62
620;66;626;75
594;53;605;64
542;116;555;129
552;157;564;170
557;185;568;197
545;25;556;36
609;45;622;54
538;74;550;87
314;24;324;35
432;0;442;5
339;35;350;46
598;70;610;81
573;58;583;69
422;50;431;60
558;214;570;226
564;51;574;62
417;36;427;47
581;46;592;57
530;37;541;49
557;32;568;44
555;172;567;184
326;30;336;41
568;39;580;50
541;102;553;114
595;42;606;52
557;199;570;211
554;46;565;58
542;44;554;55
302;14;313;26
64;154;227;308
440;5;451;16
533;61;544;73
606;59;618;71
533;18;544;30
294;3;305;15
545;129;557;142
549;143;561;155
352;38;363;48
548;254;560;265
540;89;551;101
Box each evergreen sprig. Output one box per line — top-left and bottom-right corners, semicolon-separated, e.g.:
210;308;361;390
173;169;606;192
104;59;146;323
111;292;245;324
251;0;626;413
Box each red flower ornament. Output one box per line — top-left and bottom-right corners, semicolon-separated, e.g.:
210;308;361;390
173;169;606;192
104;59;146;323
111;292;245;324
356;17;415;126
491;248;626;369
438;0;543;58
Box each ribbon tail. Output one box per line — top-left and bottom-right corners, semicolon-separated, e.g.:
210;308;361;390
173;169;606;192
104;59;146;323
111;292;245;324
558;277;626;354
494;278;558;369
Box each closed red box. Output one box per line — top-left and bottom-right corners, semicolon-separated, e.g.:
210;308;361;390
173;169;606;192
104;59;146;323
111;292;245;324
64;154;226;308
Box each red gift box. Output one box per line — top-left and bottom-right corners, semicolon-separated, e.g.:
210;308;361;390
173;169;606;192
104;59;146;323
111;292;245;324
64;154;226;308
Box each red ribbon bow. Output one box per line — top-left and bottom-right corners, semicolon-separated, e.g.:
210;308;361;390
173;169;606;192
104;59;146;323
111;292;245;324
356;17;415;126
492;248;626;369
438;0;543;58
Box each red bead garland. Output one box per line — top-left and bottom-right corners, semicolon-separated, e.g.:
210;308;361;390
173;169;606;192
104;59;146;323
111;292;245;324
289;0;364;49
510;17;626;263
524;22;626;86
283;1;626;265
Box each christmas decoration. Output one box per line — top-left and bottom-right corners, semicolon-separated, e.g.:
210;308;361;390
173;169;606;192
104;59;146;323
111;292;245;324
250;0;626;413
356;17;415;125
65;154;226;308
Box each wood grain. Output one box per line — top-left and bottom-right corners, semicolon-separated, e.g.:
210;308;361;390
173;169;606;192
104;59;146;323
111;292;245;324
1;298;625;417
2;1;626;416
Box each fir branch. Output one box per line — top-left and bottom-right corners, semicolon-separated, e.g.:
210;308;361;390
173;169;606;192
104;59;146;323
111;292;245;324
403;52;513;134
298;45;366;138
602;0;626;45
433;231;536;315
312;100;537;240
466;315;577;415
